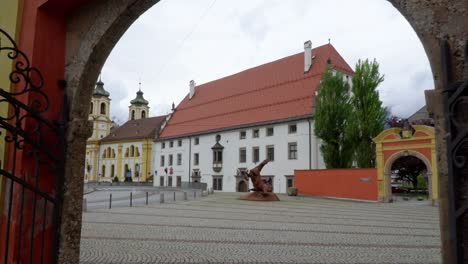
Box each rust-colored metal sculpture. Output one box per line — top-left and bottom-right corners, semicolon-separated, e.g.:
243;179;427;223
239;160;280;201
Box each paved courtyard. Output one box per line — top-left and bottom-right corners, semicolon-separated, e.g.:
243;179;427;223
80;192;441;263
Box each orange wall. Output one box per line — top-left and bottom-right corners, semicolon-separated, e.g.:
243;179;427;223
295;169;378;201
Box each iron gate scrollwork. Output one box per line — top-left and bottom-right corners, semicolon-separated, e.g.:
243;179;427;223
441;39;468;264
0;28;66;263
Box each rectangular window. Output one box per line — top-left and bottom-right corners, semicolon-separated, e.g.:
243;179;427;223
177;153;182;165
239;148;246;163
213;150;223;163
266;127;274;136
169;141;174;148
253;129;259;138
160;155;165;166
252;147;260;163
287;178;294;188
213;177;223;191
266;145;275;161
288;142;297;160
194;137;199;145
169;154;173;166
194;153;199;165
160;176;164;186
289;124;297;134
239;131;246;139
177;176;182;187
178;140;182;147
168;176;173;187
162;142;166;149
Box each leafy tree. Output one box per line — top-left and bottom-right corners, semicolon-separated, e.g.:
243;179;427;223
314;67;353;168
391;156;427;189
347;59;386;168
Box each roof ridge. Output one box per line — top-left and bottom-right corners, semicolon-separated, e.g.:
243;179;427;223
169;95;313;127
178;72;321;112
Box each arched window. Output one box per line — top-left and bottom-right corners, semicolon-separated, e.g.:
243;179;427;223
125;148;129;157
101;165;106;178
130;145;135;157
141;110;146;119
135;147;140;157
90;102;93;114
100;102;106;115
110;164;115;178
107;147;111;158
102;149;106;158
131;110;135;120
112;149;116;158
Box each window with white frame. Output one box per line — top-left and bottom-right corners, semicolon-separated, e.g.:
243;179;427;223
239;148;246;163
194;153;199;165
160;155;165;166
178;140;182;147
240;131;246;139
177;153;182;165
212;176;223;190
289;124;297;133
253;129;259;138
169;154;173;166
266;127;274;136
288;142;297;160
266;145;275;161
252;147;260;163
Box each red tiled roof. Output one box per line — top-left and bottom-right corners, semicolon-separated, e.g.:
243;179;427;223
159;44;353;139
101;115;167;142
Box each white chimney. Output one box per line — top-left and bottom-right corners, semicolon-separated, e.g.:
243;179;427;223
189;80;196;99
304;40;312;73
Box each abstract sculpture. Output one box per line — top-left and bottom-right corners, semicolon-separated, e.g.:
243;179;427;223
239;160;280;201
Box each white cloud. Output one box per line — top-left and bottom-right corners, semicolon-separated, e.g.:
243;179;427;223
101;0;433;121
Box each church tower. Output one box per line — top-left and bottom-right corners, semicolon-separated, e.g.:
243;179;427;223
129;83;149;120
89;77;112;140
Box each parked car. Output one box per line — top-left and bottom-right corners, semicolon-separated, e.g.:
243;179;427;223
391;184;409;193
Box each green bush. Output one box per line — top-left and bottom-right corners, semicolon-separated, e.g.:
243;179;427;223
112;176;120;183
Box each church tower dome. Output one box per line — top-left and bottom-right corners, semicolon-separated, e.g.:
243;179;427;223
129;82;150;120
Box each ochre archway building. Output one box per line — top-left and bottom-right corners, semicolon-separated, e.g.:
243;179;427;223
374;125;437;204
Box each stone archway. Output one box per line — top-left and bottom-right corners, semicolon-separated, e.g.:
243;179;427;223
384;150;433;203
54;1;465;263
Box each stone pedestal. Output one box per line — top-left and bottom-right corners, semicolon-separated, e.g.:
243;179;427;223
239;192;280;201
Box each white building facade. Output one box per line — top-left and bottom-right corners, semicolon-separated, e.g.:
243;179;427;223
153;41;354;193
153;119;324;193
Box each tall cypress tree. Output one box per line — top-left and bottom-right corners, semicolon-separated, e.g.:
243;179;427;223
314;67;353;168
347;59;386;168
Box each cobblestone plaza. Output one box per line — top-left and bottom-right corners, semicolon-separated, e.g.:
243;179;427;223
80;192;441;263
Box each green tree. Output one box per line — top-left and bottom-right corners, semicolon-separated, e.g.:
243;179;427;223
314;67;353;168
347;59;386;168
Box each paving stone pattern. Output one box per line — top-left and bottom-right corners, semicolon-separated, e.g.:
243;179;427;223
80;193;441;263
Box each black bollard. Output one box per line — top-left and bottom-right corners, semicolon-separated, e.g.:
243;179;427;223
146;192;149;205
174;192;176;201
109;193;112;209
130;192;133;207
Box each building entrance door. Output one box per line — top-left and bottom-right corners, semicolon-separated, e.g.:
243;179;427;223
238;180;248;192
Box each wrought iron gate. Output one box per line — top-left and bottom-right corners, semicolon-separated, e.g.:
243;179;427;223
0;29;66;263
441;39;468;264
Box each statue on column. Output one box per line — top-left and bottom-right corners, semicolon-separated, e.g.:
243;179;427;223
239;160;280;201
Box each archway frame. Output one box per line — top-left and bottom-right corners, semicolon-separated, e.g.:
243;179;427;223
374;125;438;203
383;150;433;202
7;0;460;263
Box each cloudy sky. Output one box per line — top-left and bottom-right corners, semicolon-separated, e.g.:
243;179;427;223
100;0;433;124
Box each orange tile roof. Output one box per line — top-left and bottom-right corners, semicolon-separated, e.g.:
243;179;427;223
159;44;353;139
101;115;167;142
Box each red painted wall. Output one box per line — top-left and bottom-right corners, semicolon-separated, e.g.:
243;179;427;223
295;169;378;201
